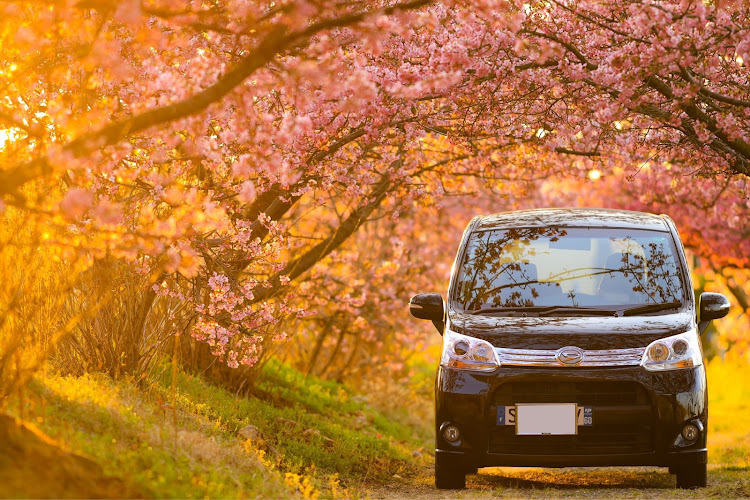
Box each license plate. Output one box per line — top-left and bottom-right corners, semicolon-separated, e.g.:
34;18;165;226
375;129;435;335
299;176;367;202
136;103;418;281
515;404;577;435
496;405;593;430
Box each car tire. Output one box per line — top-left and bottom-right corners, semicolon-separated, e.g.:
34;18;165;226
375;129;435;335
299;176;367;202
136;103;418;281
435;458;466;489
675;463;707;489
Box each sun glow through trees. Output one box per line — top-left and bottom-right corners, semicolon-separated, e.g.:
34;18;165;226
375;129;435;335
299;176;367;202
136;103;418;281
0;0;747;373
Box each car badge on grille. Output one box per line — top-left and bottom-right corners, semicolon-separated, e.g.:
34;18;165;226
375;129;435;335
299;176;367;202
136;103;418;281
556;346;584;366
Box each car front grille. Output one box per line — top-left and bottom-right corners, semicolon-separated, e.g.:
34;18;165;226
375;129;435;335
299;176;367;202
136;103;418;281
492;380;648;406
489;380;653;455
495;346;645;367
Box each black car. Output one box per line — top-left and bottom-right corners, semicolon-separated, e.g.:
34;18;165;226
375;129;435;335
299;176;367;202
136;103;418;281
409;208;730;490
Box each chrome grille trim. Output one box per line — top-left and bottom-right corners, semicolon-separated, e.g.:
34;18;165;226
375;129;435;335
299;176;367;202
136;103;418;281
495;346;645;367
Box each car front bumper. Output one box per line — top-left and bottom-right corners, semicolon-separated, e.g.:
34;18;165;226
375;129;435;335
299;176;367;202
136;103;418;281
435;364;708;471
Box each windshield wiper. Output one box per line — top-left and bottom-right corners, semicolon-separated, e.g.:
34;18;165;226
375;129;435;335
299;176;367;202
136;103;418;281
464;301;683;317
619;301;683;316
464;306;529;315
465;306;617;316
535;306;618;316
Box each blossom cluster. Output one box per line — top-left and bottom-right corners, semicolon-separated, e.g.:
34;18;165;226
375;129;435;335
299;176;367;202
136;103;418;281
0;0;747;369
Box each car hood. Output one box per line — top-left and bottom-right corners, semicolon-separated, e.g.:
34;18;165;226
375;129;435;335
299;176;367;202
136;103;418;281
448;311;696;350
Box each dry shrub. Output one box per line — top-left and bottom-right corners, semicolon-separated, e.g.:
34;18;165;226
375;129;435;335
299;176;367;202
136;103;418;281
0;204;177;403
0;210;84;407
55;258;186;379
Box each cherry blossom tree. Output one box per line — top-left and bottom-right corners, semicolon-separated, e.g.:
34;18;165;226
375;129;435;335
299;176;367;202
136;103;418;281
0;0;747;372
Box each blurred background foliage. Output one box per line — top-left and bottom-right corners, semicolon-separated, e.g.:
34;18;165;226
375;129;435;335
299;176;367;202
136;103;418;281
0;0;748;495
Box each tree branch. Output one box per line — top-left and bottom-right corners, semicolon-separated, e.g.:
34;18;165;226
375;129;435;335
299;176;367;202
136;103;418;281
645;75;750;176
554;147;601;157
250;173;393;304
521;30;598;70
0;0;432;196
678;67;750;109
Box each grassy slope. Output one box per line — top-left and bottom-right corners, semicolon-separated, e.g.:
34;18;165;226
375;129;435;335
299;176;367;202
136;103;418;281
11;359;430;498
8;356;750;499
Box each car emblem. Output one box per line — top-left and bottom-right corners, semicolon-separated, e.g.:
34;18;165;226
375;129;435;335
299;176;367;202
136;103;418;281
556;346;584;366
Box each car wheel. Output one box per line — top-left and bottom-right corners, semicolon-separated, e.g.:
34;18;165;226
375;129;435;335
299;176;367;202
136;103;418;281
675;463;707;489
435;457;466;489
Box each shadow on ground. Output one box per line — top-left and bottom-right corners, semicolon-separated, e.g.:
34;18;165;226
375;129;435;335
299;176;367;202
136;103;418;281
369;465;734;499
0;414;141;499
473;466;674;490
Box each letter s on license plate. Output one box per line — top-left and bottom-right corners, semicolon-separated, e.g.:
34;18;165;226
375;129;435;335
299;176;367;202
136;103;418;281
496;405;593;426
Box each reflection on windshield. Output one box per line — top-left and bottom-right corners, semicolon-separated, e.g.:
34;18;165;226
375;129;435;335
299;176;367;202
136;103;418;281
456;227;684;311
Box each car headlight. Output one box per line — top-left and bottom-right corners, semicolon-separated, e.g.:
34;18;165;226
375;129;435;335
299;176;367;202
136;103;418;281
441;329;499;372
641;330;702;371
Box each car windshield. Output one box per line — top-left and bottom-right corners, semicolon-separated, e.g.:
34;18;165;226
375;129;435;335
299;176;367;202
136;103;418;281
455;227;686;312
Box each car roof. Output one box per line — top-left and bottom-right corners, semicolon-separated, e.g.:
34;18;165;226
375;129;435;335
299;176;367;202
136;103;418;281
474;208;670;231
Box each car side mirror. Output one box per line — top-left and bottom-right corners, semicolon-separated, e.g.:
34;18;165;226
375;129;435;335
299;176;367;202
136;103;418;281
409;293;445;334
698;292;730;334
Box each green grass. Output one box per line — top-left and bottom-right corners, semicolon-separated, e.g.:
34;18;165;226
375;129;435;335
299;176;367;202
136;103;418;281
11;358;428;498
18;372;287;499
146;359;427;484
10;356;749;499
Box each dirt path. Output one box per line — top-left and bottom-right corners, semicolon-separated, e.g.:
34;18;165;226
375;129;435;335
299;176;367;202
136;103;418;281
368;464;750;499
